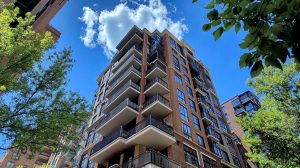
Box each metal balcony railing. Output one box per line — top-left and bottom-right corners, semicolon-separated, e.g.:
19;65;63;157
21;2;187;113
107;66;141;94
206;126;221;141
102;81;140;111
96;99;138;129
146;61;166;75
91;116;174;156
143;94;170;109
201;111;213;122
122;150;180;168
111;55;142;81
144;77;168;91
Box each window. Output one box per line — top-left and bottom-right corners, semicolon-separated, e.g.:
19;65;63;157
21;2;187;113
221;150;229;161
225;113;229;121
186;86;193;97
11;150;20;160
173;56;180;71
169;37;176;48
232;99;241;107
182;123;192;140
187;48;193;56
6;161;14;168
179;104;189;121
228;123;233;131
177;89;186;104
87;160;93;168
232;155;241;167
85;131;93;147
211;117;219;128
220;120;228;133
80;153;88;168
92;133;99;143
91;116;96;125
178;44;184;55
203;155;217;168
215;108;222;117
183;66;188;74
184;75;190;84
189;99;196;112
180;56;186;65
175;73;183;85
197;135;205;147
95;104;100;115
192;115;201;131
183;145;199;166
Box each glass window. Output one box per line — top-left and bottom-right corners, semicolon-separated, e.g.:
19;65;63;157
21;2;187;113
187;48;193;56
180;56;186;65
225;113;229;121
220;120;228;133
184;75;190;84
11;150;20;160
221;150;229;162
183;145;199;166
179;104;189;121
186;86;193;97
91;116;96;125
182;123;192;140
177;89;186;104
192;115;201;131
173;56;180;71
211;117;219;128
215;108;222;117
183;66;188;74
80;153;88;168
6;161;14;168
178;45;184;55
197;135;205;147
95;104;100;115
169;37;176;48
203;155;217;168
232;99;241;107
85;131;93;147
189;99;196;112
232;155;241;167
228;123;233;131
175;73;183;85
92;133;99;143
87;160;93;168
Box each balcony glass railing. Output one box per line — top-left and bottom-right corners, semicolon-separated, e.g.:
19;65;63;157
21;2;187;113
144;77;168;91
146;61;166;75
102;81;140;111
107;67;141;94
91;116;173;156
110;55;141;81
144;94;170;109
96;99;138;129
122;150;180;168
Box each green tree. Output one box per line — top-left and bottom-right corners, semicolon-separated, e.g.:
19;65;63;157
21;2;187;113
0;48;90;154
193;0;300;77
238;63;300;167
0;2;53;92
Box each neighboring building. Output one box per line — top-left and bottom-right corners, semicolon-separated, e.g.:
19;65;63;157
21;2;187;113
3;0;68;40
222;91;261;168
0;0;68;167
78;26;247;168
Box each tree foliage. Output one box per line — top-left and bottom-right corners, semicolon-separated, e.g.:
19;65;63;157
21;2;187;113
237;63;300;167
0;2;53;92
193;0;300;77
0;49;90;154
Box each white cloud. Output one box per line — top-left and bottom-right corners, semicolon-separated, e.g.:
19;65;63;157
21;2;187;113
79;7;98;48
80;0;188;59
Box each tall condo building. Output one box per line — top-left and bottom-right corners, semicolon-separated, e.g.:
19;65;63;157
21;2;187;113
3;0;68;40
78;26;247;168
222;91;261;168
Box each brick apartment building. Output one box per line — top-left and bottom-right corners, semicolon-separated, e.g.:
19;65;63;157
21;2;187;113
222;91;261;168
0;0;68;168
77;26;247;168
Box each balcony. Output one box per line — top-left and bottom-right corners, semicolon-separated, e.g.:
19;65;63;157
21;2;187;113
90;116;175;164
102;81;140;114
106;67;141;97
142;94;172;118
146;61;167;80
144;77;169;96
206;126;221;142
109;55;142;83
96;99;139;136
201;111;213;125
122;150;180;168
118;33;143;55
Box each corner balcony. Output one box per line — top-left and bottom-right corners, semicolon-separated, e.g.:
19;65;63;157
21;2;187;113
146;61;167;80
102;80;140;114
106;66;141;97
144;77;169;96
109;54;142;83
90;116;176;164
206;126;221;142
142;94;172;118
96;99;139;137
201;111;213;125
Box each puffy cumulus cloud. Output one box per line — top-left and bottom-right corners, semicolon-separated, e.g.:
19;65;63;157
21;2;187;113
79;7;98;48
80;0;188;59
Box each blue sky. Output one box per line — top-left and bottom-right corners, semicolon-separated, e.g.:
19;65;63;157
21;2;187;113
50;0;251;105
0;0;253;158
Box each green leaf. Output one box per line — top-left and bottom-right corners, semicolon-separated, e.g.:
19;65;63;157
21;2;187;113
205;1;215;9
211;20;221;26
207;9;219;21
224;20;235;30
202;24;211;32
213;27;224;41
192;0;198;3
250;61;263;77
265;57;283;70
235;22;241;34
239;53;252;68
